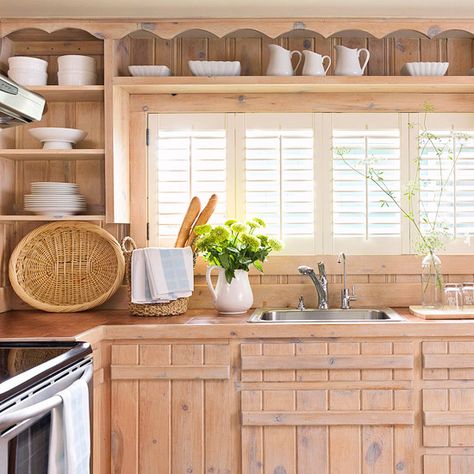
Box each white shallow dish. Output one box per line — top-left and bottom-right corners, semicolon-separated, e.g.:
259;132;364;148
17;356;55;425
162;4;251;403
128;65;171;77
28;127;87;150
31;182;78;192
8;69;48;86
58;71;97;86
8;56;48;72
58;55;96;72
188;60;241;77
24;208;85;217
402;62;449;76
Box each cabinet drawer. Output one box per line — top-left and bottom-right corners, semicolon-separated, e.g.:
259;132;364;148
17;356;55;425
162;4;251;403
423;341;474;380
241;341;414;382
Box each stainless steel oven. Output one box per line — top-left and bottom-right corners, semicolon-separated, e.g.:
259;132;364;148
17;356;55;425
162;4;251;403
0;342;92;474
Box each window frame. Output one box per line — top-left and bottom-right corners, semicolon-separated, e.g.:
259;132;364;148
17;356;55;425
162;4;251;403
144;111;474;256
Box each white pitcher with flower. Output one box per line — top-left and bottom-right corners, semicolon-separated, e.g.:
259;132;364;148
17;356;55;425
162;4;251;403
194;218;283;314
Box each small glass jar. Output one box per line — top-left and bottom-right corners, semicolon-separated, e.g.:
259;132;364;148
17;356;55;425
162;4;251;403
462;282;474;308
444;283;463;310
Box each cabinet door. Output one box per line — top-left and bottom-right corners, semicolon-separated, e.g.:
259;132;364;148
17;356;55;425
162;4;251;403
111;342;235;474
240;341;415;474
423;341;474;449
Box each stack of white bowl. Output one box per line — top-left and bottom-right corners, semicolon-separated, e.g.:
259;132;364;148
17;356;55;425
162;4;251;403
58;55;97;86
8;56;48;86
25;182;86;217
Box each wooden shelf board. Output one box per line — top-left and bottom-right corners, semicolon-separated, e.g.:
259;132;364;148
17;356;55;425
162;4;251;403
0;215;106;222
114;76;474;94
0;149;105;160
29;85;104;101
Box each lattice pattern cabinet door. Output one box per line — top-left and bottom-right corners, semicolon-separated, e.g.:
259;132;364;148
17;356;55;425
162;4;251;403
240;340;415;474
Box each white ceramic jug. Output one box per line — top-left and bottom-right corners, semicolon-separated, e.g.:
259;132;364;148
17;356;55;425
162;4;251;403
206;266;254;314
302;50;331;76
266;44;302;76
334;45;370;76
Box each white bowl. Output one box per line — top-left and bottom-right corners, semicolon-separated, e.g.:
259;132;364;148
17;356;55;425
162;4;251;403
8;56;48;72
28;127;87;150
402;62;449;76
8;69;48;86
58;71;97;86
188;60;241;77
58;55;96;72
128;65;171;77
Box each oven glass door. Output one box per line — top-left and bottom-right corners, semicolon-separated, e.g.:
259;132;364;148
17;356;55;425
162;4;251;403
4;413;51;474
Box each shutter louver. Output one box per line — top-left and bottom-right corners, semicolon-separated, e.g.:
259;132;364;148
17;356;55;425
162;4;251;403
244;127;314;245
333;129;401;238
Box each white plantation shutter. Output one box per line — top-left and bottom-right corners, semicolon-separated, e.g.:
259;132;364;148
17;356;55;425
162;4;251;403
330;114;404;254
147;114;229;246
237;114;315;253
416;114;474;252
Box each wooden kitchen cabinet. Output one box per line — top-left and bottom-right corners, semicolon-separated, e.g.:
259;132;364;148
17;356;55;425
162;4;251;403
110;341;238;474
240;341;415;473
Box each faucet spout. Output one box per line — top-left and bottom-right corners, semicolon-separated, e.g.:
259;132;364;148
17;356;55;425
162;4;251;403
298;264;329;310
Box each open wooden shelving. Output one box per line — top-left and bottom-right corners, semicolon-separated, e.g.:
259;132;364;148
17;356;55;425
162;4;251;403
0;149;105;160
114;76;474;95
0;215;106;222
29;85;104;101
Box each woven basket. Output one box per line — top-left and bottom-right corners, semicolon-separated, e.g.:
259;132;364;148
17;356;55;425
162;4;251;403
121;237;189;317
9;221;125;313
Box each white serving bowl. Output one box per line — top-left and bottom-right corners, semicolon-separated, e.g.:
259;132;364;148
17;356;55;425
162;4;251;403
8;56;48;72
58;55;96;72
402;62;449;76
128;65;171;77
188;60;241;77
28;127;87;150
8;68;48;86
58;70;97;86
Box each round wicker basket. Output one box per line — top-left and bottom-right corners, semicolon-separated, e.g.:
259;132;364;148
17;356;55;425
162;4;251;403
9;221;125;312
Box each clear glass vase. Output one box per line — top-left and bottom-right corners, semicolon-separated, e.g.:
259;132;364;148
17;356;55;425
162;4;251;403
421;252;443;308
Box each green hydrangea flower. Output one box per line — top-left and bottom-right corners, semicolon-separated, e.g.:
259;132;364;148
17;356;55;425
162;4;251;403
194;223;212;236
224;219;237;227
211;225;231;242
195;235;213;251
252;217;266;228
241;233;261;251
268;238;283;252
231;222;247;234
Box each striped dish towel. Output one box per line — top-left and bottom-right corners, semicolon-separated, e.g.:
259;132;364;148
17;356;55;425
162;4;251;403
131;247;193;303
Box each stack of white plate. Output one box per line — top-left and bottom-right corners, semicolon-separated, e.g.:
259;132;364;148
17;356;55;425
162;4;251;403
8;56;48;86
58;55;97;85
25;182;86;217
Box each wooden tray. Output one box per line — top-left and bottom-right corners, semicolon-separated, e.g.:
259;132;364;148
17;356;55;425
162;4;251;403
409;305;474;320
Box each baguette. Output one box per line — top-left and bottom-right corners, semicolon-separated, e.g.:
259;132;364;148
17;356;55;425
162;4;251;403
185;194;218;249
174;196;201;247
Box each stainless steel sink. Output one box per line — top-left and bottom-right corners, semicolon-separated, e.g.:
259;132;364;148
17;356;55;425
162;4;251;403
248;308;404;323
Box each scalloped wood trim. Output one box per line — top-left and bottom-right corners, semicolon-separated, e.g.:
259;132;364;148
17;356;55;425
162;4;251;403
1;18;474;40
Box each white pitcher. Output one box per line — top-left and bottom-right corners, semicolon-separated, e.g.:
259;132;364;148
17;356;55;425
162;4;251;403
206;266;254;314
334;45;370;76
266;44;302;76
302;50;331;76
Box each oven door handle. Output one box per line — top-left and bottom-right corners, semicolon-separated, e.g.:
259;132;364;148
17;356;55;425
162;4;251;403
0;365;92;430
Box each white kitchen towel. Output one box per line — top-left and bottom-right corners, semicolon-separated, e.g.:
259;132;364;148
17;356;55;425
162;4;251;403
143;247;194;300
130;248;154;304
48;378;90;474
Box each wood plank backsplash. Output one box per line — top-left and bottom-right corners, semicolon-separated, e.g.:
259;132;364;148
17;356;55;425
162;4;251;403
3;250;474;312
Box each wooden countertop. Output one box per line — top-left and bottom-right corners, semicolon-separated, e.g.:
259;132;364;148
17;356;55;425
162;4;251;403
3;308;474;341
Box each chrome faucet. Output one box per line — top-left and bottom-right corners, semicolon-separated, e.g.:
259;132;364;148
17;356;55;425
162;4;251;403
337;252;357;309
298;263;329;310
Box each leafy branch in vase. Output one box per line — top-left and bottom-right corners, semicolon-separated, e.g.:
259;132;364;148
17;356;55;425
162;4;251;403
334;103;469;295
